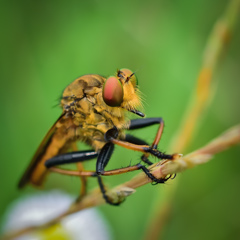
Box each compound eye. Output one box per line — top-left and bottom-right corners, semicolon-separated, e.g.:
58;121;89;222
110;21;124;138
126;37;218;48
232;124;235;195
103;76;123;107
119;68;138;87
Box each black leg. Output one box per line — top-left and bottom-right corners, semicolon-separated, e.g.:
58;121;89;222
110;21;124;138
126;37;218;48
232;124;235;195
136;163;168;184
96;142;123;206
45;150;98;168
96;143;114;174
124;134;149;145
97;175;122;206
129;117;163;130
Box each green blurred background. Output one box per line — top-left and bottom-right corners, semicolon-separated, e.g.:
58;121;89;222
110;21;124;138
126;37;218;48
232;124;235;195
0;0;240;239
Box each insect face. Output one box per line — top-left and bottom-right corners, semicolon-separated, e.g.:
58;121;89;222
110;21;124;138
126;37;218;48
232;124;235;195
118;68;138;87
102;68;141;112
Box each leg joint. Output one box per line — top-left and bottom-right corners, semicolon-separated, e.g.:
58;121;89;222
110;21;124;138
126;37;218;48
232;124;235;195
96;170;105;176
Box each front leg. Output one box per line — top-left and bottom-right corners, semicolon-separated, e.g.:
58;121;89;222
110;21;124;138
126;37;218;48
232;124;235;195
106;127;173;159
128;118;167;163
111;137;175;159
105;128;177;184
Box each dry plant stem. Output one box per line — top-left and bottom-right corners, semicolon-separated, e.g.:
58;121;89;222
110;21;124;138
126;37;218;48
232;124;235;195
158;125;240;176
145;0;240;239
118;125;240;188
3;125;240;240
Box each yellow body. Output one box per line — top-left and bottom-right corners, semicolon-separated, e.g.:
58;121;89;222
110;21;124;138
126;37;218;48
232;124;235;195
19;71;141;187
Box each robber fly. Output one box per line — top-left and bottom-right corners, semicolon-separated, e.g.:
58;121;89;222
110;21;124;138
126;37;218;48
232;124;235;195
18;69;176;205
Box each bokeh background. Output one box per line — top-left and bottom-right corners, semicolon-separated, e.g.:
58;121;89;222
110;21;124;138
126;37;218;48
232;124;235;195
1;0;240;239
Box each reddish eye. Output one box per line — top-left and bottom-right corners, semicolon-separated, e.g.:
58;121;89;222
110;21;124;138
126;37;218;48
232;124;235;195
103;76;123;107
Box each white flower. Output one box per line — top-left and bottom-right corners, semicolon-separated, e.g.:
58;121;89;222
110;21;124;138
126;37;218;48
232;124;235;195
2;190;113;240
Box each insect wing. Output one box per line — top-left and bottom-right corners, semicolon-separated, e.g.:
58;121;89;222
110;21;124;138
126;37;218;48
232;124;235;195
18;113;66;188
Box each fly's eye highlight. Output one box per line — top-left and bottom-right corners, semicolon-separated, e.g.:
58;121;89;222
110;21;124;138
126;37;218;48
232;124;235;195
103;76;123;107
119;68;138;87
